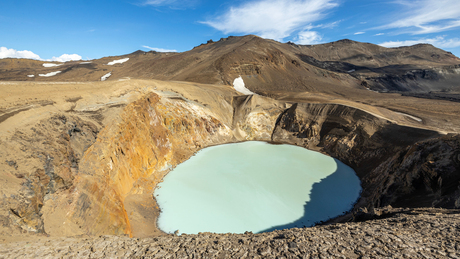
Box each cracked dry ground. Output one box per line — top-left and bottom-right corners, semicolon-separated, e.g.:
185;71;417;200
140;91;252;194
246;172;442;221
0;209;459;258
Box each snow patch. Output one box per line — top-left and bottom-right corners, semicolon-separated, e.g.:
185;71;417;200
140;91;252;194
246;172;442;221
27;75;35;77
101;72;112;81
80;62;92;64
43;63;62;67
233;76;255;95
347;69;355;73
395;112;422;122
39;71;61;77
107;58;129;65
366;88;379;93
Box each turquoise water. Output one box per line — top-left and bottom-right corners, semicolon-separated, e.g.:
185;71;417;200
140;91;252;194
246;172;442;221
154;141;361;234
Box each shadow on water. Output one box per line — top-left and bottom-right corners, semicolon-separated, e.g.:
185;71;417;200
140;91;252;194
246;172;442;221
261;159;361;233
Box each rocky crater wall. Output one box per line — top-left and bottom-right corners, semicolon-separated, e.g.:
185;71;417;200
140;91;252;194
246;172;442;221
4;88;459;238
270;103;460;221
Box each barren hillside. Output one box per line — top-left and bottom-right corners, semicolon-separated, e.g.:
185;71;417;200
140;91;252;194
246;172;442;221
2;35;459;98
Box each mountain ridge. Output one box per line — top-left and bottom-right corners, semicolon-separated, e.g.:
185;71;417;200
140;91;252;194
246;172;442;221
1;35;460;99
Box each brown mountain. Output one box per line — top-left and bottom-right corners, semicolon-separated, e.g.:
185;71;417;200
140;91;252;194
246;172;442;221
2;35;459;99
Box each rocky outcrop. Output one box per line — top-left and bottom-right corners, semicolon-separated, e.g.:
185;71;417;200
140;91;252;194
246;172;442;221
231;94;286;140
1;115;99;233
297;52;460;96
269;102;460;220
364;134;460;209
271;102;440;175
360;64;460;94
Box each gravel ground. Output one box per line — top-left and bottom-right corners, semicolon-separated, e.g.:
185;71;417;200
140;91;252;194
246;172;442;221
0;208;459;258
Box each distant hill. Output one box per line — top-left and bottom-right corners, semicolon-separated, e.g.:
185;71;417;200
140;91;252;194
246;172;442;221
1;35;460;100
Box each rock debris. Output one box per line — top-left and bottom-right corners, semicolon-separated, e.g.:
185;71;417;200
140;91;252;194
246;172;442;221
0;208;458;258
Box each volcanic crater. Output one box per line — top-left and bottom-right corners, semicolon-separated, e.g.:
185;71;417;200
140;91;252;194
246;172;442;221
1;35;460;257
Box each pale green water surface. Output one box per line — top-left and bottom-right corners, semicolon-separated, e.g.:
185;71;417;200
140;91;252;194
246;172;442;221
155;141;361;234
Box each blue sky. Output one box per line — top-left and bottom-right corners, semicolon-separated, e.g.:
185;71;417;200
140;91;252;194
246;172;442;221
1;0;460;61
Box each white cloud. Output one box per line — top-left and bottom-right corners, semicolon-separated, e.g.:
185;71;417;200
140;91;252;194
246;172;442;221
49;54;82;62
142;0;175;5
305;20;341;30
375;33;385;36
0;46;81;62
381;0;460;34
201;0;338;41
413;20;460;35
318;20;341;29
140;0;197;8
379;36;460;49
0;46;41;60
354;32;365;35
143;45;177;52
295;31;323;44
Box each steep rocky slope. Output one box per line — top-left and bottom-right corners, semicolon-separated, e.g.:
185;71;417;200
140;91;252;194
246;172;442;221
285;39;460;97
271;103;460;222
